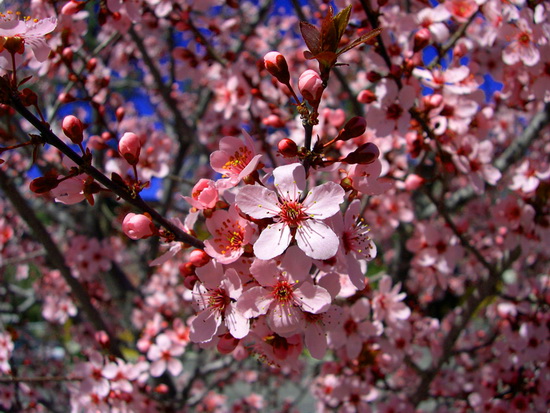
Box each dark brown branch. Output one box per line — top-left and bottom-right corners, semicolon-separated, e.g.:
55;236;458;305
8;96;204;249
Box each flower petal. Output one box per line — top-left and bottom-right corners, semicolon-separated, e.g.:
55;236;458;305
302;181;345;219
236;185;280;219
295;220;339;260
253;222;292;260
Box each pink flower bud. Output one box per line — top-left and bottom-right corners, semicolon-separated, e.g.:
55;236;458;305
357;89;376;104
189;249;210;267
337;117;367;141
118;132;141;165
122;213;156;240
277;138;298;158
61;0;85;15
342;142;380;165
262;114;285;128
264;51;290;85
62;115;84;145
182;179;219;210
298;69;323;107
404;174;425;191
413;28;431;52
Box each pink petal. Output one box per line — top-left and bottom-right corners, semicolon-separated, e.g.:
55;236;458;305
236;186;280;219
304;322;327;359
268;304;304;336
294;282;331;314
237;287;273;319
302;182;345;219
225;304;250;339
166;359;183;376
273;163;306;196
253;222;292;260
295;220;339;260
190;310;220;343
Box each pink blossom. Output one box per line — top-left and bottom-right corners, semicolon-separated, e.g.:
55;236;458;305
0;13;57;63
118;132;141;165
298;69;323;107
210;131;263;189
203;205;255;264
371;275;411;325
236;163;344;260
501;18;540;67
147;333;184;377
182;178;219;210
328;199;377;290
348;159;393;196
191;262;248;342
237;246;331;336
50;174;87;204
122;213;156;240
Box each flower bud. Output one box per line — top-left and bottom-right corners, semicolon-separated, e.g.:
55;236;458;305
342;142;380;165
277;138;298;158
404;174;425;191
263;51;290;85
62;115;84;145
122;213;156;240
337;117;367;141
357;89;376;104
298;69;323;107
189;249;210;267
413;28;431;53
118;132;141;165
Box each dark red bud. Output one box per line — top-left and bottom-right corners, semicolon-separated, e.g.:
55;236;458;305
413;28;431;53
264;52;291;85
342;142;380;164
337;117;367;141
278;138;298;158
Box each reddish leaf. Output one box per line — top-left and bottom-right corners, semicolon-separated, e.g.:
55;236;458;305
300;21;321;56
337;28;382;57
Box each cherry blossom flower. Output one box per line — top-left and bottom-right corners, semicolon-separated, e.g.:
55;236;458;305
371;275;411;325
190;262;249;342
236;163;345;260
501;17;540;67
0;12;57;63
328;199;377;289
210;131;263;189
147;333;184;377
237;246;331;336
203;205;255;264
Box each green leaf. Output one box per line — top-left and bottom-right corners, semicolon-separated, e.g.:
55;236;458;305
333;5;352;42
300;21;322;56
336;27;382;57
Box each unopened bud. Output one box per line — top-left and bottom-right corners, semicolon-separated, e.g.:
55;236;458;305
62;115;84;145
404;174;425;191
122;213;156;240
262;114;285;128
342;142;380;164
217;333;240;354
413;28;431;53
264;51;290;85
278;138;298;158
357;89;376;104
61;47;74;64
118;132;141;165
337;117;367;141
366;71;382;83
189;249;210;267
298;69;323;107
115;107;125;122
61;0;85;15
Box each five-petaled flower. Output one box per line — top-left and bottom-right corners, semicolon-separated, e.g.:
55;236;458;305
236;163;344;260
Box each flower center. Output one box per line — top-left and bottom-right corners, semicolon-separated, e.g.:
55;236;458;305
222;147;251;173
278;201;308;227
272;280;295;305
207;288;231;313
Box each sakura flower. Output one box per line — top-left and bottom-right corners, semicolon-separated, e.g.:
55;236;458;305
237;246;331;336
0;12;57;63
416;4;451;43
182;178;219;210
190;262;249;343
366;79;415;137
328;199;377;289
147;333;184;377
412;66;475;95
236;163;344;260
210;131;263;189
203;205;255;264
371;275;411;325
501;17;540;67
